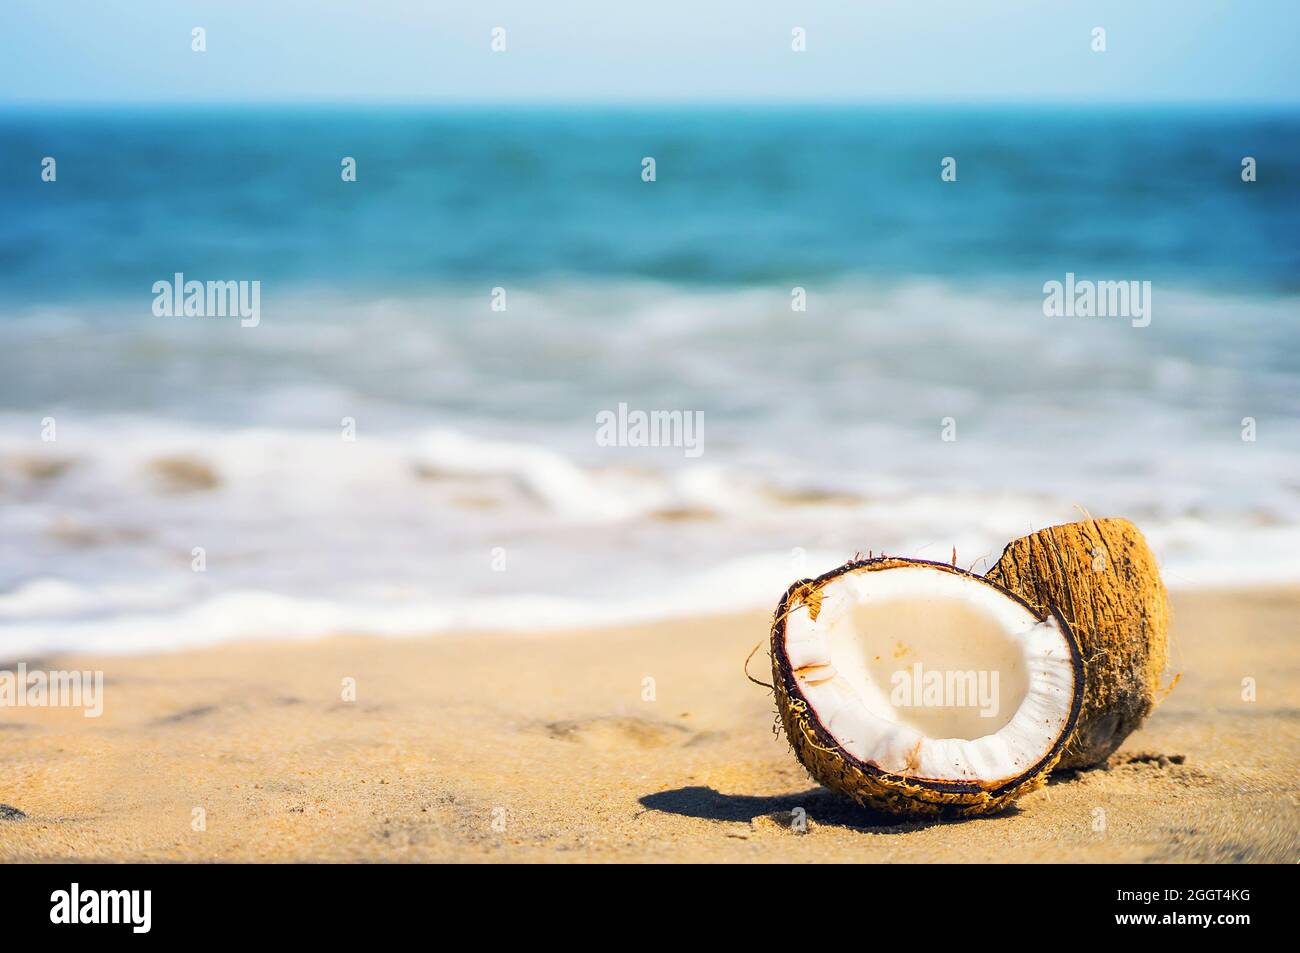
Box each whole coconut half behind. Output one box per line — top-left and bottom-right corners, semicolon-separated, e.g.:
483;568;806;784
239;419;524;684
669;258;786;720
984;517;1170;770
770;557;1084;817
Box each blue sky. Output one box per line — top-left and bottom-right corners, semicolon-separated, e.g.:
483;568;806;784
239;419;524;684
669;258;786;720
1;0;1297;105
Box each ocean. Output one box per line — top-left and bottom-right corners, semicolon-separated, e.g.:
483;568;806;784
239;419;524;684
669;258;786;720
1;105;1298;653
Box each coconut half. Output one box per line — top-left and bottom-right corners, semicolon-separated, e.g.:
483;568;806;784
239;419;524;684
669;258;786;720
985;517;1170;770
771;557;1083;816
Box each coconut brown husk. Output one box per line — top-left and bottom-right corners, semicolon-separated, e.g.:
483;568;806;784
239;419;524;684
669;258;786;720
984;517;1170;770
770;557;1083;817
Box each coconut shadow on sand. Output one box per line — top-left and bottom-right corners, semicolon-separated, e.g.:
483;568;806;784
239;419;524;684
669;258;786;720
638;785;1026;832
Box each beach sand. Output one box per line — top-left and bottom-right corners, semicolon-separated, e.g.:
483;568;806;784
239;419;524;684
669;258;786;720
1;588;1297;863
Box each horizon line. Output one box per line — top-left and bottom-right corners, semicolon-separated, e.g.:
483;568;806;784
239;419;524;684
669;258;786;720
4;97;1300;111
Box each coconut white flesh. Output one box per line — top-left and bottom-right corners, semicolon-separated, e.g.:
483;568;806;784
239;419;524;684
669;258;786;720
783;565;1076;786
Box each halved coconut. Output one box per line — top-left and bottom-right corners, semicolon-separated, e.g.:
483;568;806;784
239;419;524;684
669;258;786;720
771;557;1083;816
985;517;1169;770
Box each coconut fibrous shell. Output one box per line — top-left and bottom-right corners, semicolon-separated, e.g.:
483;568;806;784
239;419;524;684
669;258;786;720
984;517;1170;770
770;557;1084;817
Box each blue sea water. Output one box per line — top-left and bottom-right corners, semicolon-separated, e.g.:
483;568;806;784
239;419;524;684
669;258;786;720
0;106;1297;651
2;106;1298;299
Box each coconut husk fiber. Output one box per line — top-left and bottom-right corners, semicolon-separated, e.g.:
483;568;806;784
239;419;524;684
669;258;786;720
985;517;1170;770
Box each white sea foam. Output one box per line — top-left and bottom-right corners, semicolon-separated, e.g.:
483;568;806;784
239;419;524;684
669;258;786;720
1;280;1297;652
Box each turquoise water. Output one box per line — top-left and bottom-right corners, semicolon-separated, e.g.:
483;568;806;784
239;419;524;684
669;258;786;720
2;106;1298;298
1;106;1297;650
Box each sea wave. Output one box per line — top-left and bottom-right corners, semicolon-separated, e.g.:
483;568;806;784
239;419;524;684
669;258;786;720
2;279;1298;651
1;417;1297;653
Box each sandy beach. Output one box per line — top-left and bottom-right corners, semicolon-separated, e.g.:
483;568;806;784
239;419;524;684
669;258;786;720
1;587;1296;863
